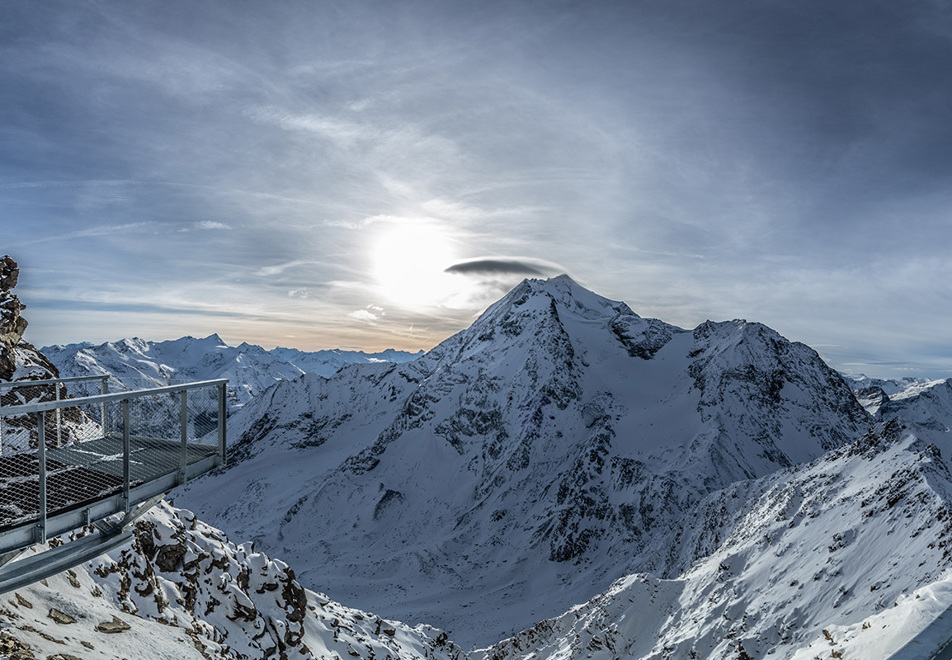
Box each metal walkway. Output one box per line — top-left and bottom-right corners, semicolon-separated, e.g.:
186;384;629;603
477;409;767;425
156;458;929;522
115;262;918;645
0;376;227;592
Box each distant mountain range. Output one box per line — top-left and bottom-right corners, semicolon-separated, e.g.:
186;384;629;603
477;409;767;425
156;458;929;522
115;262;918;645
41;335;423;411
12;275;952;658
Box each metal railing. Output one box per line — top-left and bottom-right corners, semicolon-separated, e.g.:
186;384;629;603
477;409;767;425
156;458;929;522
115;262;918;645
0;378;226;555
0;375;109;454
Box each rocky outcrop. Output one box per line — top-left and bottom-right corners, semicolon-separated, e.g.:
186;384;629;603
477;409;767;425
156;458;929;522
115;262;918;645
0;255;59;384
0;256;95;454
0;256;33;380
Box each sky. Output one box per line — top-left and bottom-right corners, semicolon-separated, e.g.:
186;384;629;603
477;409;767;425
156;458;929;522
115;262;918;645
2;0;951;378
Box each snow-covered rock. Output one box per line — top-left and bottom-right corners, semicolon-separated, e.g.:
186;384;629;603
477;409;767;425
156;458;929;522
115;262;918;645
1;501;461;660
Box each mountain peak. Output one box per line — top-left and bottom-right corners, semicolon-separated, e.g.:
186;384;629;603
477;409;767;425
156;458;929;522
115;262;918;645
509;275;638;319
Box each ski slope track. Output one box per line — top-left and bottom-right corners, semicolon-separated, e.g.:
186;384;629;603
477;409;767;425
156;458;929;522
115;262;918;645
178;276;872;648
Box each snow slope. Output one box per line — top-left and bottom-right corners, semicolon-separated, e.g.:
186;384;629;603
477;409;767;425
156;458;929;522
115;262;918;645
269;346;424;377
177;276;871;647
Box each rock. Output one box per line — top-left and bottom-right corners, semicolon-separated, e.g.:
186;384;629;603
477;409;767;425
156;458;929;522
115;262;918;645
95;615;131;633
154;542;187;572
0;255;19;291
0;630;34;659
47;608;77;625
15;592;33;608
0;256;28;379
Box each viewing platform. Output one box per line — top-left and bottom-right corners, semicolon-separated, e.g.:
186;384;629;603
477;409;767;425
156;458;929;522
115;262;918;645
0;375;227;593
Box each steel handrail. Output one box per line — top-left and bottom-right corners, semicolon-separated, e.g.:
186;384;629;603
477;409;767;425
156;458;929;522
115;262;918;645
0;378;228;416
0;375;109;390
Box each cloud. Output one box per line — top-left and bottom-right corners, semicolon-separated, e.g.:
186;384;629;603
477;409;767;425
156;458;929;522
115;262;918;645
197;221;230;230
323;214;392;230
256;260;317;277
348;304;385;322
444;257;563;277
12;222;160;247
288;289;311;299
0;179;136;190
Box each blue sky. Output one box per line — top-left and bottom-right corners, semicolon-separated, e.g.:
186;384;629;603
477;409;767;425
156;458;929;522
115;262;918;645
2;0;951;378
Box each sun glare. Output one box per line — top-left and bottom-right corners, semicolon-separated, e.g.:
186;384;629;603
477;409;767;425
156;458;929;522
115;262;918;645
371;221;460;309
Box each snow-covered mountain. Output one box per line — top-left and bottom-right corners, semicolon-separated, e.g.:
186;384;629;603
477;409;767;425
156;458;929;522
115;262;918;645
177;275;872;647
844;373;952;444
844;374;949;416
269;346;425;377
42;335;422;411
477;421;952;659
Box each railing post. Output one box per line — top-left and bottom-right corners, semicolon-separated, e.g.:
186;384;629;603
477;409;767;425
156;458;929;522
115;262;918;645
122;399;131;514
217;382;226;466
54;382;62;448
180;390;188;484
36;411;47;545
100;376;108;433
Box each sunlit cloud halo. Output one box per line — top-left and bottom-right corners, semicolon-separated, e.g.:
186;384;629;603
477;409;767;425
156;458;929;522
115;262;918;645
350;220;569;335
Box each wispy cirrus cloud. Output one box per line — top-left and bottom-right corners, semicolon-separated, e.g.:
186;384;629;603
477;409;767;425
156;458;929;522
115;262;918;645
256;260;319;277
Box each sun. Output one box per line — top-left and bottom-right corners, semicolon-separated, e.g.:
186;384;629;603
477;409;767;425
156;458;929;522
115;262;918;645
370;221;460;309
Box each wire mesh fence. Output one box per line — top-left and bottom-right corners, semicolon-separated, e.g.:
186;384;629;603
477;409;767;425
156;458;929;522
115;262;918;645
0;379;226;546
0;376;108;456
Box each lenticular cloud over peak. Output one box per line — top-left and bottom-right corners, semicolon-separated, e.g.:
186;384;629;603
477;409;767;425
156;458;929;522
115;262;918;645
445;257;564;277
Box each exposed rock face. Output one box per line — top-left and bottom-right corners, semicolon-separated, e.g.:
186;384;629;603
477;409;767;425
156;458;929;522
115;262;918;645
0;255;31;380
0;256;59;383
856;385;889;415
